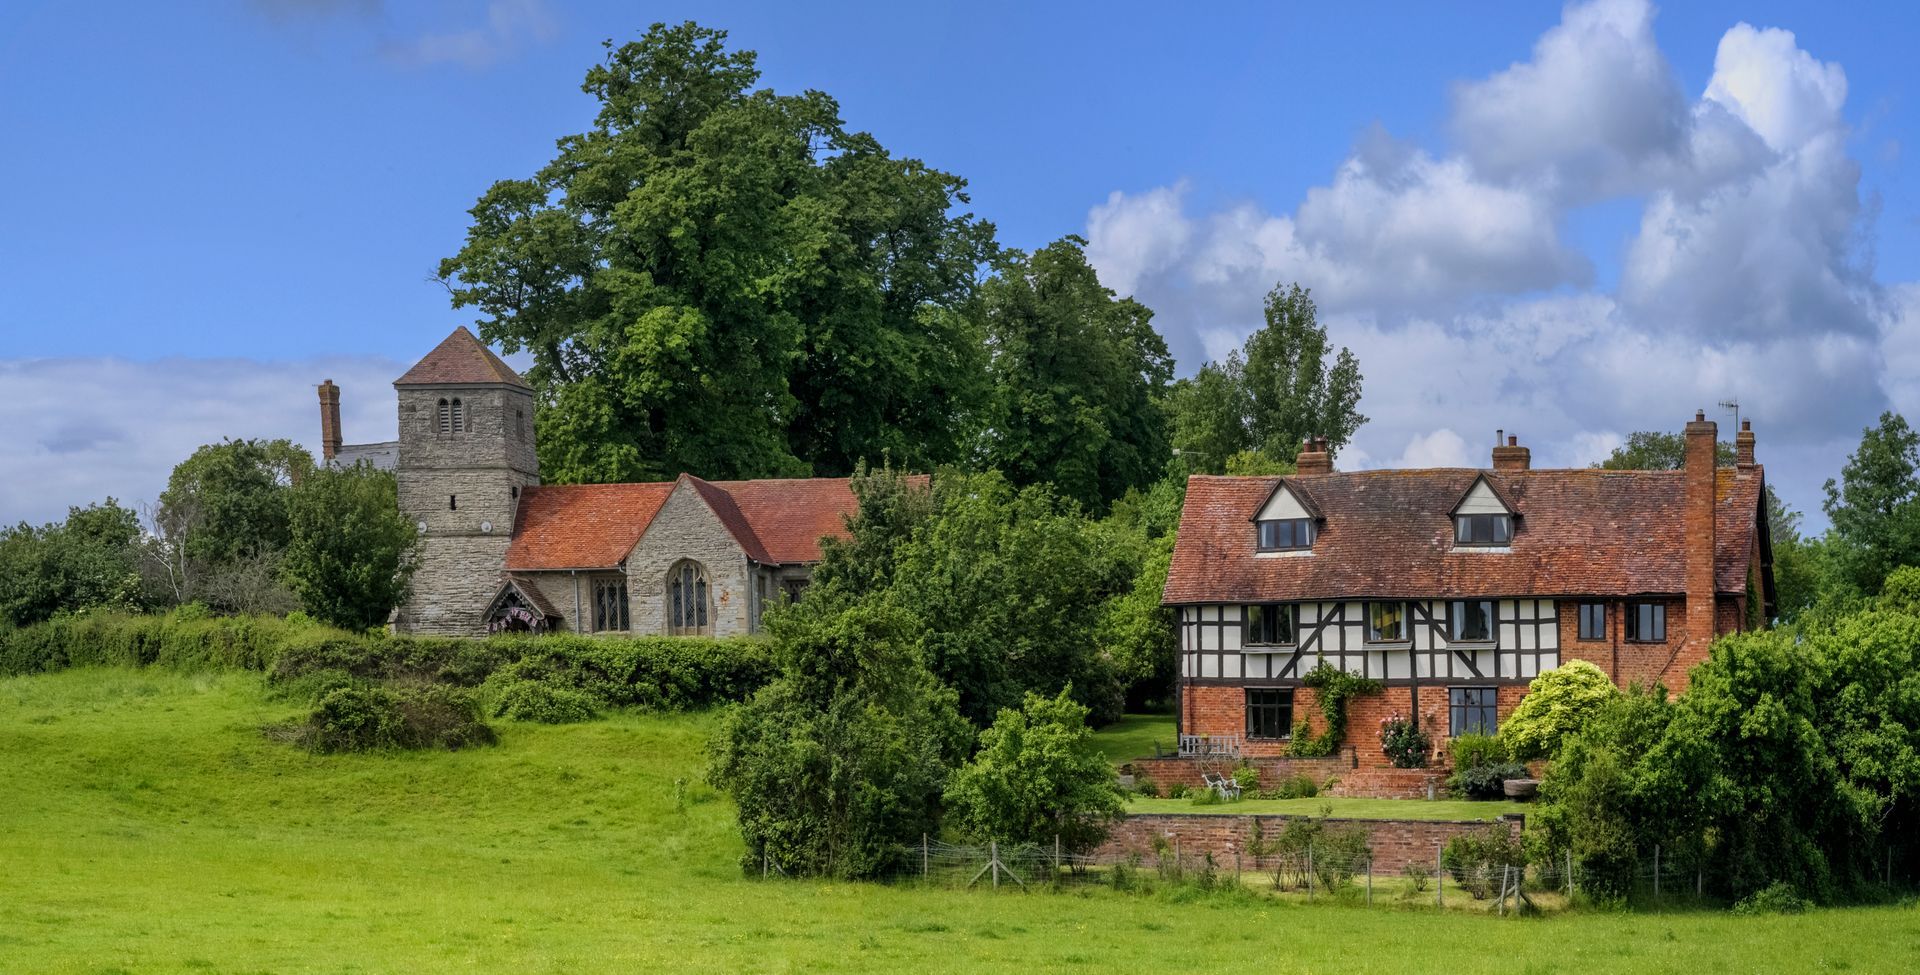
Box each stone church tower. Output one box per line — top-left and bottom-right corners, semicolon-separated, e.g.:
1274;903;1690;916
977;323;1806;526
392;327;540;635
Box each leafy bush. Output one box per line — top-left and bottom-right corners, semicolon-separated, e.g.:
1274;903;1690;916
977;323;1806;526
1289;662;1381;757
1448;732;1507;769
1167;783;1191;799
1379;714;1432;769
298;683;496;753
1249;805;1371;891
1499;659;1619;761
947;687;1127;853
1442;826;1525;899
1402;860;1432;894
487;677;601;723
1732;881;1810;915
1252;775;1318;800
1451;761;1529;800
1133;777;1159;798
708;602;970;879
1231;765;1261;792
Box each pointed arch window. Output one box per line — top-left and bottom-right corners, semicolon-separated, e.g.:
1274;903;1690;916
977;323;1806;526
667;560;711;636
437;398;451;435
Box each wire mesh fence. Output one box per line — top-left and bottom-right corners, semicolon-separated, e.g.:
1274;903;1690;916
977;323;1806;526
750;835;1906;914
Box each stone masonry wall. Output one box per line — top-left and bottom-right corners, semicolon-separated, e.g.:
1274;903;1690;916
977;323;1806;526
394;383;539;636
623;482;754;638
1096;813;1523;874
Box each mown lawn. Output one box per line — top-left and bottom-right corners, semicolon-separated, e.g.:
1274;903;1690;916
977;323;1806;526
1091;711;1176;763
3;669;1917;974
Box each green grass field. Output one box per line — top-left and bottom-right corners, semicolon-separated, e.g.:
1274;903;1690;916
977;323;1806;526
1092;711;1176;763
4;669;1918;974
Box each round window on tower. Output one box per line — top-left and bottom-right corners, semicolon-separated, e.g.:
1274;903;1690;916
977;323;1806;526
416;520;427;535
480;520;494;534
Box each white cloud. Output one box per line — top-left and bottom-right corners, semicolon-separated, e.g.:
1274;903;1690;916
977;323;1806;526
1083;0;1907;523
1703;24;1848;154
1395;429;1473;469
382;0;557;70
0;356;403;527
1450;0;1687;198
1085;184;1192;298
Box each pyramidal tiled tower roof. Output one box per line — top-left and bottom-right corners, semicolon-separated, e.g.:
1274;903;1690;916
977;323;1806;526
395;327;530;388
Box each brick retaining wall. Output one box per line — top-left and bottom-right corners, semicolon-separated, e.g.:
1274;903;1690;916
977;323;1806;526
1095;813;1522;874
1124;756;1351;792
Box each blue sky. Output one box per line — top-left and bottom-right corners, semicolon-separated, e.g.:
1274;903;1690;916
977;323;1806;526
3;0;1917;527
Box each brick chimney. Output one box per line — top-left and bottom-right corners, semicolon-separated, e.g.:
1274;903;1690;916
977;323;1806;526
1295;436;1333;475
1491;433;1530;471
1682;410;1718;684
318;380;342;462
1735;419;1756;468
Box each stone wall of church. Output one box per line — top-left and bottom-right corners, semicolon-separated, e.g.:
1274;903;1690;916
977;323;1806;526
624;482;755;638
401;534;512;636
393;383;539;636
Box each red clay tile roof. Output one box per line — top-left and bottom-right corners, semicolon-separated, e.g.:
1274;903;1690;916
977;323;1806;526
1164;467;1766;604
395;327;531;388
502;474;920;570
505;482;674;570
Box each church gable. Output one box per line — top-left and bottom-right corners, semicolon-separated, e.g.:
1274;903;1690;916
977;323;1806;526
623;478;756;638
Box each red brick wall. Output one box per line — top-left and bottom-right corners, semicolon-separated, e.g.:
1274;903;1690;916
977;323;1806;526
1556;596;1700;692
1095;813;1523;875
1124;756;1350;792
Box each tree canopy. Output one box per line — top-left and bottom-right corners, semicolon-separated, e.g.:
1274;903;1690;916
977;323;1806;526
975;237;1173;511
1823;412;1920;596
439;22;998;484
281;462;420;631
1167;282;1364;474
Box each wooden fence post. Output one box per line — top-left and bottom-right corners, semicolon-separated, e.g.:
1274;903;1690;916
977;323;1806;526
1653;845;1661;900
1566;851;1574;899
1054;834;1062;880
1306;847;1314;901
922;833;929;880
1366;856;1373;906
1436;849;1444;909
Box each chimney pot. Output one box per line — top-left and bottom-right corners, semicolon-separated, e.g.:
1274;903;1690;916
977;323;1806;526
1507;435;1518;447
1696;410;1706;422
1296;436;1333;475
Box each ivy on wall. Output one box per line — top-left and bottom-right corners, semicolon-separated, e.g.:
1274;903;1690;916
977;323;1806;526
1288;661;1383;757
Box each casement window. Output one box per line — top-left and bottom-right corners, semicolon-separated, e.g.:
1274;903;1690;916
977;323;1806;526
1366;601;1407;644
1578;602;1606;641
590;576;629;633
667;560;712;636
1244;603;1295;646
1626;601;1666;643
1246;688;1294;739
1449;687;1498;737
1449;600;1494;643
1258;518;1316;551
1454;513;1512;546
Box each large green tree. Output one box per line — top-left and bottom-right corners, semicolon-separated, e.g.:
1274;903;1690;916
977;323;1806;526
438;22;997;484
282;463;420;631
0;500;146;628
708;601;969;878
1167;282;1364;474
1823;412;1920;596
976;238;1173;511
152;439;311;612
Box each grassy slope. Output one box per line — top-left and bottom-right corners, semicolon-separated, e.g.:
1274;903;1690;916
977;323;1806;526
2;670;1916;975
1092;712;1176;763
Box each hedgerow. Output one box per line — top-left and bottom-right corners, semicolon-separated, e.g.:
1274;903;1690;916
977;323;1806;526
0;607;777;746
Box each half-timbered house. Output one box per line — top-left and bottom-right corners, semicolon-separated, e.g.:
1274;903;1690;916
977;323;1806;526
1163;413;1774;767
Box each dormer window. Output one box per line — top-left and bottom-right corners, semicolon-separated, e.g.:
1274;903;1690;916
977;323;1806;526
1454;513;1512;546
1258;518;1316;551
